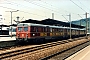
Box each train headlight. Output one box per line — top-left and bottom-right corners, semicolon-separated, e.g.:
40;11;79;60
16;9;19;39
33;34;35;36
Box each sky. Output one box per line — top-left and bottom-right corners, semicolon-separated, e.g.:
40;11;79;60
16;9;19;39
0;0;90;25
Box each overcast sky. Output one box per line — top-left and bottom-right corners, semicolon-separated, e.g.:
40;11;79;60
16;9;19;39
0;0;90;25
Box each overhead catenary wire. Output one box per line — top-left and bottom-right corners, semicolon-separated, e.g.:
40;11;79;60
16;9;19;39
3;0;69;20
2;0;82;17
62;15;69;22
38;0;71;14
78;14;83;19
0;5;47;18
78;0;90;11
1;0;88;22
24;0;74;22
70;0;86;12
0;5;68;22
36;0;88;21
24;0;62;14
39;0;82;15
3;0;49;18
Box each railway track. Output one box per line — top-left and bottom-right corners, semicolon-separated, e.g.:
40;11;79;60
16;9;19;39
0;36;84;50
0;37;89;60
46;40;90;60
0;39;74;59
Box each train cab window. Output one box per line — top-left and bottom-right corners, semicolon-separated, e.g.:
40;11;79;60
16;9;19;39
18;27;22;31
24;27;28;31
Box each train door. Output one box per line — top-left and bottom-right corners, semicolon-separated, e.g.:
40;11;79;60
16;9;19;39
64;28;67;37
50;28;52;36
31;26;38;37
47;26;50;36
60;28;63;36
67;29;70;36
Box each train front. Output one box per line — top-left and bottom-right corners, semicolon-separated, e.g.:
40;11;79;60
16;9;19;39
16;23;30;42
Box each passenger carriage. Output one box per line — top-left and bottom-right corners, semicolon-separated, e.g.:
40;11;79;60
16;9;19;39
9;25;17;37
16;23;86;43
0;25;9;37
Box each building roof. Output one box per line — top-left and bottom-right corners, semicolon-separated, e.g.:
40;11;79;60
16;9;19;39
41;19;85;28
20;18;85;28
21;19;41;24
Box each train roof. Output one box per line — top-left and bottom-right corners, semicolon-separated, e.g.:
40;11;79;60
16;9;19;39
18;23;49;27
49;25;84;30
18;23;85;30
20;18;85;29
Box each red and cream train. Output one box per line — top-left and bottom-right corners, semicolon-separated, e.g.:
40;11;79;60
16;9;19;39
16;23;86;42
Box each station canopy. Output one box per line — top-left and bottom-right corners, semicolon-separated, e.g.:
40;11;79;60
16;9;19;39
0;24;9;29
9;24;17;26
20;18;85;28
0;24;9;27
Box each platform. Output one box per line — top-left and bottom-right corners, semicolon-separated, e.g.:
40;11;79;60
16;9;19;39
0;36;16;42
66;45;90;60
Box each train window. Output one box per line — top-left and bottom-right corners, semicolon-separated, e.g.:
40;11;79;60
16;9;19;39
31;27;34;32
52;29;54;32
24;27;28;31
36;28;38;32
50;28;52;32
45;28;47;32
24;24;28;26
0;31;1;34
60;29;63;32
42;28;44;32
13;29;16;32
42;28;43;32
18;27;22;31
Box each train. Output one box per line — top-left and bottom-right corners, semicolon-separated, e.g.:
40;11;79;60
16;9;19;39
0;24;16;37
9;26;16;37
16;23;86;43
0;25;9;37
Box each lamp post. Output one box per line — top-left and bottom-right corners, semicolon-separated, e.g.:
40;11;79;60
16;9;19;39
89;17;90;36
6;10;19;37
69;14;71;39
62;14;71;39
85;12;89;39
52;13;54;19
16;16;20;24
67;14;71;39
